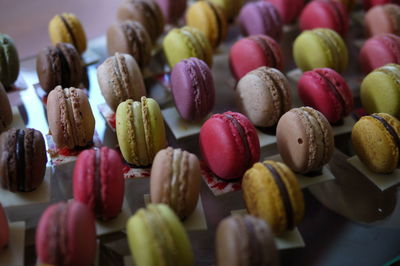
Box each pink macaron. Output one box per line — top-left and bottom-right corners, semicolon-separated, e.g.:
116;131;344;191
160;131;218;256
238;1;283;40
265;0;305;24
359;33;400;74
229;34;283;80
73;147;125;221
298;68;353;124
299;0;349;36
365;4;400;36
0;203;9;250
36;201;97;266
200;111;260;180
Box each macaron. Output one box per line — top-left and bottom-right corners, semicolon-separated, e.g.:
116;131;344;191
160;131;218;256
242;160;305;235
238;1;283;40
365;4;400;36
352;113;400;174
185;0;228;48
360;64;400;117
299;0;349;36
293;28;348;72
0;203;9;250
276;107;334;174
36;201;97;266
171;57;215;121
229;34;283;80
363;0;400;10
0;34;20;87
236;67;292;128
338;0;356;12
73;147;125;221
359;34;400;75
117;0;165;43
47;86;95;150
0;83;12;133
97;53;146;112
150;147;201;220
199;111;260;180
48;13;87;54
116;96;167;166
298;68;353;124
36;43;82;94
265;0;305;24
0;128;47;192
216;214;279;266
163;26;213;68
126;204;194;266
107;21;152;68
156;0;187;24
209;0;244;22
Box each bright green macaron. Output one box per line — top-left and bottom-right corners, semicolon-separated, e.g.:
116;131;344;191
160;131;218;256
360;64;400;118
293;28;348;72
163;26;213;68
0;34;20;87
126;204;194;266
116;96;167;166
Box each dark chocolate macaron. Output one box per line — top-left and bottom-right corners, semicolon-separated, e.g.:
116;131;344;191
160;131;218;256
36;43;83;94
0;128;47;192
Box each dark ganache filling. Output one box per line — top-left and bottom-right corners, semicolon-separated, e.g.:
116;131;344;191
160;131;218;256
15;129;26;191
242;217;263;266
224;114;251;168
262;162;294;230
370;115;400;152
56;46;71;87
316;71;346;117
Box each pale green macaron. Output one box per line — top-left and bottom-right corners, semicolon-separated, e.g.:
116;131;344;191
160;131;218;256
116;96;167;166
293;28;348;72
126;204;194;266
163;26;213;68
361;64;400;117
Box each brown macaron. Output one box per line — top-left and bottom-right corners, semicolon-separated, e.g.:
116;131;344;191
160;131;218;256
36;43;82;94
107;21;152;68
97;53;146;112
150;147;201;220
116;0;165;43
0;83;12;133
216;215;279;266
47;86;95;149
276;107;334;174
0;128;47;192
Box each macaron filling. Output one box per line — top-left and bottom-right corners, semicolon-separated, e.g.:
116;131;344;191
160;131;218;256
55;46;71;88
313;31;339;70
250;36;277;68
170;149;185;214
113;54;129;102
59;15;78;49
370;114;400;152
15;129;26;191
327;0;345;35
49;203;68;265
94;148;103;218
242;216;264;265
262;162;294;230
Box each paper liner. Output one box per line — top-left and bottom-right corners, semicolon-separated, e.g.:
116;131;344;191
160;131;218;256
348;156;400;191
200;161;242;196
123;165;151;179
230;209;305;250
0;166;51;207
98;103;116;132
0;221;25;266
144;194;208;230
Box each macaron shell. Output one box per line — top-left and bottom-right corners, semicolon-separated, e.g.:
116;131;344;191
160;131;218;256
365;4;400;36
0;204;9;250
182;27;213;67
352;113;400;173
209;0;243;21
266;0;305;24
0;83;12;133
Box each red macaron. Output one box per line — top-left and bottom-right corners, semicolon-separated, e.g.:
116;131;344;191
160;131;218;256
36;201;97;266
229;34;283;80
73;147;125;221
199;111;260;180
359;33;400;75
298;68;353;124
299;0;349;36
266;0;305;24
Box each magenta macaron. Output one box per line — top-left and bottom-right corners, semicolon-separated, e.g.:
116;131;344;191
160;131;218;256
36;201;97;266
298;68;353;124
266;0;305;24
238;1;283;40
200;111;260;180
229;34;283;80
359;33;400;74
171;58;215;121
73;147;125;221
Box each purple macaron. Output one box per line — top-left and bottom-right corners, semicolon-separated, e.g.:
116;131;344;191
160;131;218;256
171;58;215;121
239;1;283;40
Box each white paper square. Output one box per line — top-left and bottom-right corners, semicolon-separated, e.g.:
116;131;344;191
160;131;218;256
162;106;211;139
97;103;116;132
332;116;355;136
123;167;151;179
286;68;303;84
266;154;335;188
230;209;305;250
348;156;400;191
0;167;51;207
0;221;25;266
257;130;277;147
82;49;101;66
96;199;132;236
144;194;207;230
